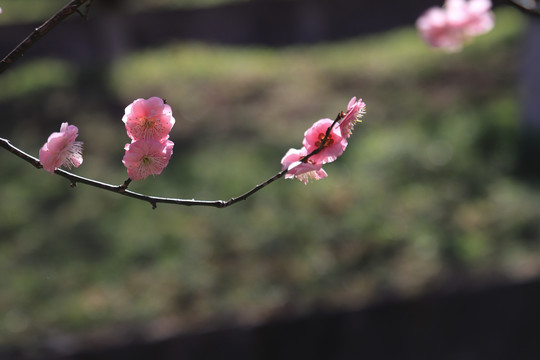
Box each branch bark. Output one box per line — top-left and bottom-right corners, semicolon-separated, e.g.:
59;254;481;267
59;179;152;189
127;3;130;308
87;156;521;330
0;137;288;209
0;0;91;75
505;0;540;17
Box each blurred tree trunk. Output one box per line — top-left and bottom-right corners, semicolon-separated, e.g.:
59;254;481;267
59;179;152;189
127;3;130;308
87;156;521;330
94;0;129;63
75;0;128;104
516;16;540;179
521;17;540;130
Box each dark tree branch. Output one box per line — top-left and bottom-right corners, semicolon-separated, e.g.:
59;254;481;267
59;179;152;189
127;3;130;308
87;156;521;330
0;0;350;209
0;137;289;209
0;0;91;75
505;0;540;17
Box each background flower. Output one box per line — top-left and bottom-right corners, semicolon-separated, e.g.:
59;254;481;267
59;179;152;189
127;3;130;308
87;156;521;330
416;0;494;51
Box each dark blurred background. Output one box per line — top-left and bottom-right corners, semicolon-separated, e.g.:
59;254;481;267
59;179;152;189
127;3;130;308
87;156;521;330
1;0;540;359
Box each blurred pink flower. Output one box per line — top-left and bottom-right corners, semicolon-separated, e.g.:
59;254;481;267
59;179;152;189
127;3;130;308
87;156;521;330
416;0;494;51
303;118;346;164
122;139;174;181
39;122;83;174
281;147;327;184
123;97;175;141
339;97;366;140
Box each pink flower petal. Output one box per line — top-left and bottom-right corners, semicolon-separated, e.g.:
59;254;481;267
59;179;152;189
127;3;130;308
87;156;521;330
122;139;174;181
416;0;494;52
122;97;175;141
39;122;83;174
303;118;346;164
340;97;366;139
281;147;327;184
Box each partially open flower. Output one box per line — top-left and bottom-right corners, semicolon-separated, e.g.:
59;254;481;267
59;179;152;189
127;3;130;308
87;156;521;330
123;97;175;141
122;139;174;181
281;147;327;184
39;122;83;174
339;97;366;140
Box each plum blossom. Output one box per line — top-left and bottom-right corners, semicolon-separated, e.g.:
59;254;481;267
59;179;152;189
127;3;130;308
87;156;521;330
339;97;366;140
416;0;494;51
122;97;176;181
123;97;175;141
122;139;174;181
39;122;83;174
281;96;366;184
302;118;347;164
281;147;327;184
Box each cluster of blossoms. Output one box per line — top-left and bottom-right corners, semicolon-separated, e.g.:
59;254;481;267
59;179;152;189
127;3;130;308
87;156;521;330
37;96;363;186
281;97;366;184
416;0;494;52
121;97;175;181
39;122;83;174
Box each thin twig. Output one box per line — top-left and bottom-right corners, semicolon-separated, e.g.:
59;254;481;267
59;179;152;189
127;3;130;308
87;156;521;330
0;137;287;209
0;0;90;75
505;0;540;17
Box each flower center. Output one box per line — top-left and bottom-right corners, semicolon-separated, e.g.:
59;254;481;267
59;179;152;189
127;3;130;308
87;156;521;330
315;132;334;148
141;156;152;165
142;117;156;129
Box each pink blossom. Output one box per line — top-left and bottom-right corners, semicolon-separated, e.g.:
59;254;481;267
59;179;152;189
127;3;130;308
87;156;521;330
123;97;175;141
416;0;494;51
302;118;346;164
122;139;174;181
281;96;366;183
281;147;327;184
339;97;366;139
459;0;494;36
39;122;83;174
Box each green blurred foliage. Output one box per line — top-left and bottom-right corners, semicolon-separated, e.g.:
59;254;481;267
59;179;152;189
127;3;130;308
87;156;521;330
0;0;247;24
1;6;539;351
0;0;66;24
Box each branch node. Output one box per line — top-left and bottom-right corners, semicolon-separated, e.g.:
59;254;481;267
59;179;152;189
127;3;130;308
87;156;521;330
117;178;131;192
